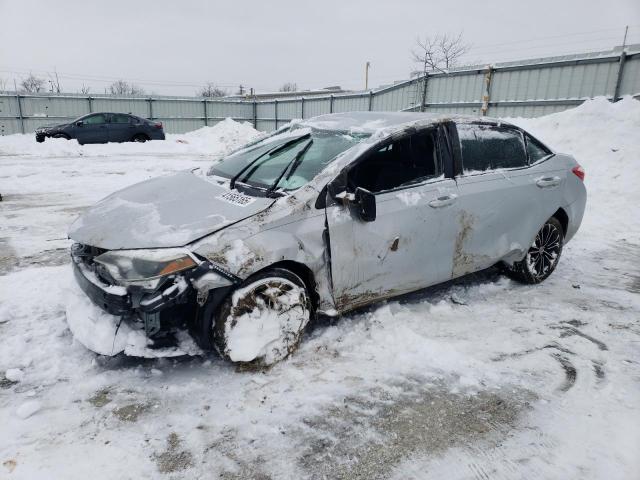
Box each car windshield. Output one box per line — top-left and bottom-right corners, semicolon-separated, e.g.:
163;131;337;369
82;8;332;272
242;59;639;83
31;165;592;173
209;129;368;193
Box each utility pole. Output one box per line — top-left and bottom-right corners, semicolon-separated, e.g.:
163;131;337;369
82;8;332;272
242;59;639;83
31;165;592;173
364;62;370;90
622;25;629;49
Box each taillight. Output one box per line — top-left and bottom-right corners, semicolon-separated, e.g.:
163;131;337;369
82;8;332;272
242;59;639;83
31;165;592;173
154;122;163;129
572;165;585;181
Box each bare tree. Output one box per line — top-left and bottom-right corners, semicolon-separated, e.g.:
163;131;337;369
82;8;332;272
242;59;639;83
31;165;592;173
197;82;227;98
47;70;62;93
0;77;7;92
412;32;471;74
279;82;298;92
109;79;145;96
20;73;45;93
80;84;91;94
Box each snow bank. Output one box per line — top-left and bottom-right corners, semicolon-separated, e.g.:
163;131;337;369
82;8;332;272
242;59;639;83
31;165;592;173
509;96;640;246
0;117;263;157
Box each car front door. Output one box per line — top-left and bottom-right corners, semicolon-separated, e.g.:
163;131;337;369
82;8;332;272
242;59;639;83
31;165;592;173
75;113;109;144
448;123;550;278
325;127;459;311
108;113;135;142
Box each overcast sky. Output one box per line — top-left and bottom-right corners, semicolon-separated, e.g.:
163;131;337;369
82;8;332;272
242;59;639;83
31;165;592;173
1;0;638;96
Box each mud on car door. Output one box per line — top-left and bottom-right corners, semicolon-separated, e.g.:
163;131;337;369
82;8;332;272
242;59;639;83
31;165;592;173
324;126;458;311
448;123;562;278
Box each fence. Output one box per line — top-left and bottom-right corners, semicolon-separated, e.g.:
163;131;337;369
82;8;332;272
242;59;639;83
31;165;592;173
1;46;639;136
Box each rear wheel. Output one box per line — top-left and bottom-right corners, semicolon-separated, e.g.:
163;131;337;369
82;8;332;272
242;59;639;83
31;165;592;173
132;134;149;143
505;217;564;284
213;268;311;367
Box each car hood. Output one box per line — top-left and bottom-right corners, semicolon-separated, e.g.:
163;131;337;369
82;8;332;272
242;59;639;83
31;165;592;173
68;170;274;250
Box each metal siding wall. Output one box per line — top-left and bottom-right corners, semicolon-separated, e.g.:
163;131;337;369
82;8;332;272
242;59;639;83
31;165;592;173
20;96;90;119
256;119;276;132
256;102;275;120
90;98;149;117
620;55;640;96
303;98;331;117
1;49;639;136
0;118;22;135
153;99;203;118
0;95;20;116
161;118;207;133
332;95;369;112
277;100;302;120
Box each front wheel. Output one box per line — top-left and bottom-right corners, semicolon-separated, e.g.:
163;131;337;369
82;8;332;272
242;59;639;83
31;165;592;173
213;268;312;367
505;217;564;284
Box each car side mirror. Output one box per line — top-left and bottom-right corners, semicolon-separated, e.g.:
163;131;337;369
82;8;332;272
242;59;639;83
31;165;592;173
354;187;376;222
75;121;83;127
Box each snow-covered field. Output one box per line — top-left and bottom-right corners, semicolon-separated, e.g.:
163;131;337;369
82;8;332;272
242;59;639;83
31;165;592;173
1;100;639;479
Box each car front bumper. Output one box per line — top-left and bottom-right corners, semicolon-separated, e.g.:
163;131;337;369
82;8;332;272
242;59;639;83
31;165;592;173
70;248;237;354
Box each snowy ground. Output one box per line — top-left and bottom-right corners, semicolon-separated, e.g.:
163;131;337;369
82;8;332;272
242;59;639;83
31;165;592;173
1;100;639;479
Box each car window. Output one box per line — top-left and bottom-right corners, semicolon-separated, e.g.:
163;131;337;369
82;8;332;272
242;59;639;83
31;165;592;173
457;124;527;173
111;114;131;124
210;131;365;192
525;134;551;163
83;114;107;125
349;129;440;193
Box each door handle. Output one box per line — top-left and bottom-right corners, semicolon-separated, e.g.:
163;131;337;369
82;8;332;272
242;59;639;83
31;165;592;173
535;176;561;188
428;194;457;208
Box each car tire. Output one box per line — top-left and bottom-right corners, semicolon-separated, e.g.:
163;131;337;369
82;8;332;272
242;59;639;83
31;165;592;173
213;268;312;367
504;216;564;284
52;133;70;140
132;134;149;143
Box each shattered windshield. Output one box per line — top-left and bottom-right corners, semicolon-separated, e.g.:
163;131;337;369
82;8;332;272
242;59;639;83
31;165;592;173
209;129;368;193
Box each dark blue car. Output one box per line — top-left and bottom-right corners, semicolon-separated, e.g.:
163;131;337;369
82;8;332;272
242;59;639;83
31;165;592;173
35;112;165;144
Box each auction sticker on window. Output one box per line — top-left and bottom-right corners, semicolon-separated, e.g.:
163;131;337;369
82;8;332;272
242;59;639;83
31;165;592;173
217;191;257;207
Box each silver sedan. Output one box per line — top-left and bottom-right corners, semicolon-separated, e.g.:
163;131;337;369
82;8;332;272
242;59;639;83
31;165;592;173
68;112;587;365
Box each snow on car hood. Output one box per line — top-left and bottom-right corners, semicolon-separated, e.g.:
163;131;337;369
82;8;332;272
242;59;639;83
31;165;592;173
68;170;274;250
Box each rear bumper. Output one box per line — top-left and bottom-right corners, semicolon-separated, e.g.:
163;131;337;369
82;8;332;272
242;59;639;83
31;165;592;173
149;130;165;140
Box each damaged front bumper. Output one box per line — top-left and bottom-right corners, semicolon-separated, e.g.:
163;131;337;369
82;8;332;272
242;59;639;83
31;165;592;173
69;244;237;355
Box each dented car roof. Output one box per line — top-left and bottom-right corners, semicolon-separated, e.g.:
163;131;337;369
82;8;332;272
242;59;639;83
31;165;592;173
297;111;515;134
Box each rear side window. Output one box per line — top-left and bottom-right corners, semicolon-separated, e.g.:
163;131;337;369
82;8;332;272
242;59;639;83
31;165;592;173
457;125;527;173
111;114;131;124
525;134;551;163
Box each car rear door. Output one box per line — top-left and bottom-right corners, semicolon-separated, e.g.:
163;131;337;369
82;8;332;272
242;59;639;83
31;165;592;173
108;113;135;142
448;123;551;278
325;126;459;311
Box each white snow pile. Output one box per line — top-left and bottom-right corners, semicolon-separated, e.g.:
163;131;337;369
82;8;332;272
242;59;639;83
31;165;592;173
0;117;263;157
0;97;639;479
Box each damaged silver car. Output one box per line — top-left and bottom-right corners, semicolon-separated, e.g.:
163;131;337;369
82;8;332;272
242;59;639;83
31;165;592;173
68;112;586;365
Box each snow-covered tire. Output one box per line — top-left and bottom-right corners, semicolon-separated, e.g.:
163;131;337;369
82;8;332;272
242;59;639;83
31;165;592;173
213;268;311;367
505;217;564;284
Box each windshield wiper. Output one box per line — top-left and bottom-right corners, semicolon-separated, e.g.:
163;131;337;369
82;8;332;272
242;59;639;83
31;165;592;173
229;133;311;191
266;139;313;197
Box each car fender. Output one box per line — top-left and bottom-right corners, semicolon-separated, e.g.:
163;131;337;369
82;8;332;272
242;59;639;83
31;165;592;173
190;187;335;311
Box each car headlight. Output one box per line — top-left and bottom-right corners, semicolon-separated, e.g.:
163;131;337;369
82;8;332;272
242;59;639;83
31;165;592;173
94;248;198;287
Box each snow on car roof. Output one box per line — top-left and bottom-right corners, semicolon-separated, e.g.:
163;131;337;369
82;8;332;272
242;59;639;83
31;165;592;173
299;111;513;134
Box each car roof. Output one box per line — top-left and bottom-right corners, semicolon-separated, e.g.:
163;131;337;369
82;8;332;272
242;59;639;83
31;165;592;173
298;111;515;134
